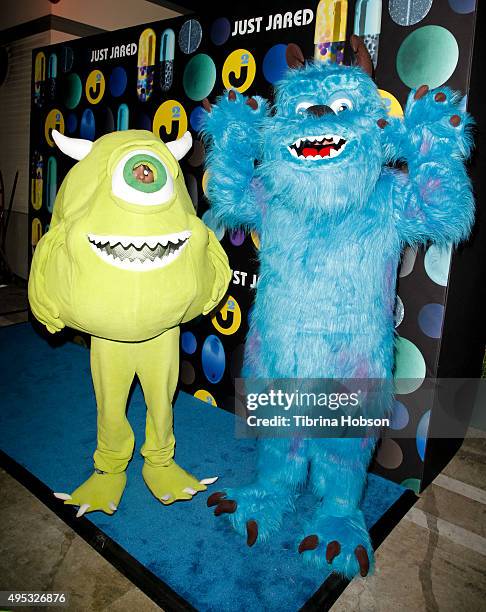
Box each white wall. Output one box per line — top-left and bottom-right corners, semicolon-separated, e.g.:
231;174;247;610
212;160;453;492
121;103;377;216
1;0;53;30
52;0;179;30
1;0;179;32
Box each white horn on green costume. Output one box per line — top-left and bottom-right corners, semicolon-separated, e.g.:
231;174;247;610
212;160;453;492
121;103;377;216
52;129;93;161
165;131;193;160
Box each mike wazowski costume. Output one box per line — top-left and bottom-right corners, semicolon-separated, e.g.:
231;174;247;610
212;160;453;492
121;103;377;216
28;129;231;516
201;37;474;578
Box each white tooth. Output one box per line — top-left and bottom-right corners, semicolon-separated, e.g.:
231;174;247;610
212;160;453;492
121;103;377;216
329;149;338;158
146;237;159;248
120;237;132;247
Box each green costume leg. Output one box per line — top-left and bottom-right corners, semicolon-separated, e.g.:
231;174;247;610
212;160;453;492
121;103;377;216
138;328;211;505
56;336;135;515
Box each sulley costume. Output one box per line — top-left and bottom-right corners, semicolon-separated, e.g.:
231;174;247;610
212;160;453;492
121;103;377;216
28;129;231;516
201;37;474;578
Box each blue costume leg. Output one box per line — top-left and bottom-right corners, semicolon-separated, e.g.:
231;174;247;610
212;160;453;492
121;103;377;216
208;438;309;545
209;326;309;545
299;437;376;578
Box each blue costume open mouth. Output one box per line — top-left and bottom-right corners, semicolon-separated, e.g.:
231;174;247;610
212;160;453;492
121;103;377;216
288;134;347;160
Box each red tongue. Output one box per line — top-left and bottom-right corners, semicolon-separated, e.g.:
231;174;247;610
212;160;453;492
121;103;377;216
303;146;332;158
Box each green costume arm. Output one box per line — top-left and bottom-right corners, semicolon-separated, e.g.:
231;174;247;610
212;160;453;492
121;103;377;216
28;223;66;334
203;228;232;315
28;177;66;334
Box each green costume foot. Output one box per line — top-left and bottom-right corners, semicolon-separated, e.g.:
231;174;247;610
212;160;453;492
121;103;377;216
54;471;127;516
142;461;218;505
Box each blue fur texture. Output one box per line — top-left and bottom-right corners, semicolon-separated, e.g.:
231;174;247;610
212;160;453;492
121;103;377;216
201;61;474;578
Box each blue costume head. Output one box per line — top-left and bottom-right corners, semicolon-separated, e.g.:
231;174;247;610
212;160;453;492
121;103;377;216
260;57;390;214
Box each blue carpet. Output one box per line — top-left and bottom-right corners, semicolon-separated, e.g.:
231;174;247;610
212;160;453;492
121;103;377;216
0;324;407;611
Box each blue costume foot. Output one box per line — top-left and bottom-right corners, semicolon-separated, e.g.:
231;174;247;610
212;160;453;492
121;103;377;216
208;484;294;546
298;510;373;578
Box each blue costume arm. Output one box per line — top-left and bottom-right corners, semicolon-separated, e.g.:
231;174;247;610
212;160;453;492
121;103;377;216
387;87;474;247
200;91;270;231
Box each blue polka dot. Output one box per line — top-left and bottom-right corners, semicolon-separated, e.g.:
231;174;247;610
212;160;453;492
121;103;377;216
263;44;289;84
181;331;197;354
416;410;430;461
190;106;207;131
109;67;127;97
390;400;409;430
66;112;77;134
80;109;95;140
418;303;444;339
210;17;231;46
202;335;226;384
448;0;476;14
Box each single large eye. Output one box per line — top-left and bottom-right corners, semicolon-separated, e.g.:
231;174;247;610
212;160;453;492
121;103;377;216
295;101;314;115
330;98;353;113
112;149;174;205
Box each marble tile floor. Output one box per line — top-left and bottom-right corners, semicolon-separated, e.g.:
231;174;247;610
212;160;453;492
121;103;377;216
1;284;485;611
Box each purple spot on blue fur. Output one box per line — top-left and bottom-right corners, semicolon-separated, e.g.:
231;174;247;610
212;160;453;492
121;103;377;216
251;177;268;216
420;178;441;203
354;358;369;378
290;438;303;456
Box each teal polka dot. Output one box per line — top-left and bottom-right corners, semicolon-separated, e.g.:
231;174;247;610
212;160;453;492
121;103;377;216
183;54;216;102
394;336;426;394
401;477;421;494
63;73;82;109
424;244;452;286
396;26;459;89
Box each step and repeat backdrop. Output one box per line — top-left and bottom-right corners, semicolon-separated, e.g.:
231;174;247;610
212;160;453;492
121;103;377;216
29;0;478;490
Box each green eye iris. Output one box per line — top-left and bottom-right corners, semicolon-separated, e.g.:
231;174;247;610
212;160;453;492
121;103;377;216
122;154;167;193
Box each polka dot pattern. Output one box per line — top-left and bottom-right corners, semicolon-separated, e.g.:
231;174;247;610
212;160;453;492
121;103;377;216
424;244;452;287
397;26;459;89
418;303;444;339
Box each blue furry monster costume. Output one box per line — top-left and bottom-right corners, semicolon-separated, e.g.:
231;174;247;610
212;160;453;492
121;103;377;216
200;38;474;578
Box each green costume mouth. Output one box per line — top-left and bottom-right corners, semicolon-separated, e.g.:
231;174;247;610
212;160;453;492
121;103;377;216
87;230;191;271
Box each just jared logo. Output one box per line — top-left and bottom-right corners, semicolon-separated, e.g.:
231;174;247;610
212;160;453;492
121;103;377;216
90;43;137;62
231;9;314;37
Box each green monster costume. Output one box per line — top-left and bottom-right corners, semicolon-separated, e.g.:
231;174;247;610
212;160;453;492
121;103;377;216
28;129;231;516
